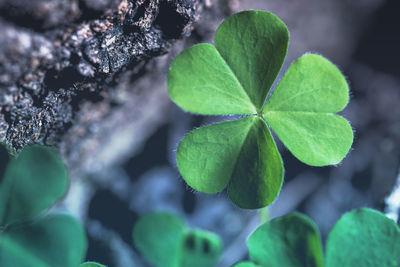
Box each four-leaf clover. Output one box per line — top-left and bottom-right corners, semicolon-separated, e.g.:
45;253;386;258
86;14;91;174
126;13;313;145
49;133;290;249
168;10;353;209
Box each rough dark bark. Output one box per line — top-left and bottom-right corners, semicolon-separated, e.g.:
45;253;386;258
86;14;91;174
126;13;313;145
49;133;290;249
0;0;198;151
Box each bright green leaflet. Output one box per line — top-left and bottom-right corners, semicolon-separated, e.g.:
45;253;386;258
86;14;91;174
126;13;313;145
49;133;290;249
235;208;399;267
177;116;283;208
168;43;256;115
263;54;353;166
0;145;68;226
168;10;353;209
227;117;283;208
326;208;400;267
168;10;288;115
80;262;107;267
214;10;289;110
133;212;222;267
0;214;87;267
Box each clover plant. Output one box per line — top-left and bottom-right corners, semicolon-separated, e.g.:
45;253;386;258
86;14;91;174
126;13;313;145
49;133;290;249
234;208;400;267
168;10;353;209
0;144;87;267
133;212;222;267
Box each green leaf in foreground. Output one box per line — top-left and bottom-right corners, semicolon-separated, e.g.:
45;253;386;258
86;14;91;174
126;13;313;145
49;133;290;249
246;213;323;267
133;212;222;267
168;43;256;115
263;54;353;166
0;145;68;226
133;212;185;267
177;116;283;208
235;208;400;267
180;229;223;267
326;208;400;267
0;214;87;267
168;11;288;115
168;10;353;209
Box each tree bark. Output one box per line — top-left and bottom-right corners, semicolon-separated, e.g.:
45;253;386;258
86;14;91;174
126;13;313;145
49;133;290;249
0;0;198;151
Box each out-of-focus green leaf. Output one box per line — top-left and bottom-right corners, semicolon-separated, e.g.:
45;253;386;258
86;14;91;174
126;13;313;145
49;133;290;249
133;212;185;267
133;212;223;267
240;208;399;267
326;208;400;267
247;213;323;267
0;214;87;267
263;54;353;166
180;229;222;267
0;145;68;226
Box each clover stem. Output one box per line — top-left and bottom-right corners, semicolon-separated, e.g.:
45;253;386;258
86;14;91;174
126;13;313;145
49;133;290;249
258;207;270;223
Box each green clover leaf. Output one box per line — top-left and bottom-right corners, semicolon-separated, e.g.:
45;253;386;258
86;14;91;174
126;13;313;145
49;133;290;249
234;208;400;267
132;212;222;267
263;54;353;166
244;213;323;267
326;208;400;267
168;10;353;209
0;145;87;267
0;145;68;226
0;214;87;267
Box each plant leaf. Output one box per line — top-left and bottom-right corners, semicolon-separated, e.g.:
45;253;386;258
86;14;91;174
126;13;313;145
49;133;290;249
215;10;289;110
133;212;186;267
247;213;323;267
180;229;223;267
325;208;400;267
263;54;353;166
133;212;223;267
227;117;283;209
0;214;87;267
168;43;256;115
177;117;283;208
168;10;289;115
0;145;68;226
177;117;255;194
80;262;106;267
0;238;49;267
